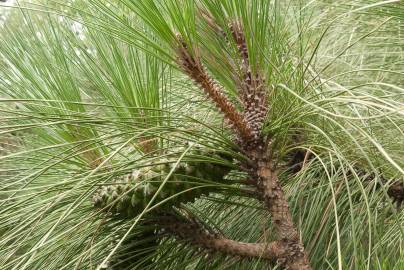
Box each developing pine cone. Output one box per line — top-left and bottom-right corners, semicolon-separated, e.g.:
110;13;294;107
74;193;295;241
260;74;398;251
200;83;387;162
92;150;231;218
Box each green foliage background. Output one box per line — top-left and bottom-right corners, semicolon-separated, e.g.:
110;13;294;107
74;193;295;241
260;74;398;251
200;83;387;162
0;0;403;269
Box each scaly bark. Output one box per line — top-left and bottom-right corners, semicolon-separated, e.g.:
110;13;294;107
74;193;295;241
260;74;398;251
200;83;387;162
228;21;268;135
176;34;256;144
159;214;286;261
251;149;311;269
175;15;312;268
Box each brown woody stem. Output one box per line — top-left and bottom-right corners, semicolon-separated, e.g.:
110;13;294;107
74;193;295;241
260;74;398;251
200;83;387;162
176;35;255;143
200;14;268;136
251;149;312;270
159;215;285;260
174;14;311;269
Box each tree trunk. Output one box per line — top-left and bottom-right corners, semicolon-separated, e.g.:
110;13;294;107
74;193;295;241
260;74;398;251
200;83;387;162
252;150;311;270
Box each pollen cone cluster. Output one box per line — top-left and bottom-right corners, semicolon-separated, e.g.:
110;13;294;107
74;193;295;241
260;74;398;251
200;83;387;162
92;149;231;218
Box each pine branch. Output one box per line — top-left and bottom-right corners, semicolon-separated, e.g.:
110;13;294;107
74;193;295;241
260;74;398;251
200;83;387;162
175;34;256;144
158;214;284;260
196;12;312;269
228;21;268;139
199;11;268;141
92;150;232;218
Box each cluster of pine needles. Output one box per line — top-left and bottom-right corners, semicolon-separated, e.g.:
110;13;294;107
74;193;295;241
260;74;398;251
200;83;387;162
0;0;403;269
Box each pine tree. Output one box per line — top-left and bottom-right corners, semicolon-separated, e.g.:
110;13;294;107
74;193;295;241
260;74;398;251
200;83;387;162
0;1;403;269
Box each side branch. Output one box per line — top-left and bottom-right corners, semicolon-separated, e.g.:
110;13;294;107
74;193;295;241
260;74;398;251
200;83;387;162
199;10;268;136
159;215;284;260
228;21;268;137
175;34;256;143
199;14;268;146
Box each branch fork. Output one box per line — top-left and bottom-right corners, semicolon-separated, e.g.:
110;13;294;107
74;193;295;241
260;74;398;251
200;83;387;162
173;13;312;269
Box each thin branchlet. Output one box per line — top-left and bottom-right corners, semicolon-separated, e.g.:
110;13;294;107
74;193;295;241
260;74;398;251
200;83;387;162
175;34;256;144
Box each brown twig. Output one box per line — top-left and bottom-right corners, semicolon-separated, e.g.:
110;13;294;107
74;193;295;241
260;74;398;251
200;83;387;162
201;11;268;129
176;34;256;145
158;214;285;261
228;21;268;140
199;11;268;142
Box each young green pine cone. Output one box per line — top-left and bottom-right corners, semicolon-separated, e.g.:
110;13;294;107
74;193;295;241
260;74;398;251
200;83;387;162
92;152;231;218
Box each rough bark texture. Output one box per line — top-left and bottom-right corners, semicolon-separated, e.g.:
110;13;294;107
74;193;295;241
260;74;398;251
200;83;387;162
176;35;255;144
228;21;268;136
159;215;285;260
206;23;310;267
175;15;312;268
249;149;311;270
